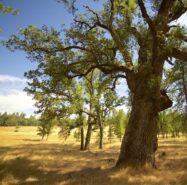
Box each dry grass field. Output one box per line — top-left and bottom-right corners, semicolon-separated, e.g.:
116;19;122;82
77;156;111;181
0;126;187;185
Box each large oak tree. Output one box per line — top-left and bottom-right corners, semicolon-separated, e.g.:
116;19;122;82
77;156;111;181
6;0;187;168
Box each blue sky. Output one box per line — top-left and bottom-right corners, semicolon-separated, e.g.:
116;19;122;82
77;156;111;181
1;0;76;77
0;0;186;116
0;0;104;77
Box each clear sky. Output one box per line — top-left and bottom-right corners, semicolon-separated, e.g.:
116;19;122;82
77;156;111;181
0;0;103;77
0;0;186;116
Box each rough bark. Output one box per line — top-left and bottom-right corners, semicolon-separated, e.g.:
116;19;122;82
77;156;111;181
116;97;159;167
116;72;172;168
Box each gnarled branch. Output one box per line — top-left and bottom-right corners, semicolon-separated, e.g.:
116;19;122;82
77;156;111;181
169;0;187;22
170;48;187;60
138;0;156;37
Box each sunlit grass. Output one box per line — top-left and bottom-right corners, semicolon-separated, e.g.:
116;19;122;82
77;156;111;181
0;127;186;185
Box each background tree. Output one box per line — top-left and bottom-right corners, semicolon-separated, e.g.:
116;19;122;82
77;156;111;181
114;109;128;141
159;110;184;138
5;113;19;127
82;69;125;149
163;59;187;133
37;112;55;141
159;111;170;138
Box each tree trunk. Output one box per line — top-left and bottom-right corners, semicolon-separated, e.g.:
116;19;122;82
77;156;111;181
80;125;84;150
99;121;103;149
41;134;44;141
162;132;165;138
172;132;176;138
84;116;92;150
97;110;103;149
108;119;113;144
46;134;49;141
116;73;172;168
116;97;159;168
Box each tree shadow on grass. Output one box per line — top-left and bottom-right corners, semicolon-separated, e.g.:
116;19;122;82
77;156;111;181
0;144;119;185
0;140;187;185
1;155;187;185
21;139;41;142
0;156;122;185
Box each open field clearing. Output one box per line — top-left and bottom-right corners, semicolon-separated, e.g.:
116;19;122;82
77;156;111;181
0;127;187;185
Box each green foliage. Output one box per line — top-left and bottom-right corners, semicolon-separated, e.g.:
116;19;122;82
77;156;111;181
14;125;20;132
110;109;128;141
58;113;86;141
0;112;38;126
5;1;186;95
163;59;187;110
57;0;77;14
5;114;19;126
107;117;115;143
73;129;81;142
0;3;18;15
159;110;185;137
58;118;74;140
37;114;55;141
162;59;187;133
37;122;53;141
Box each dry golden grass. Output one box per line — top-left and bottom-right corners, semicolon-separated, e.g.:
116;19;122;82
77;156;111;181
0;126;187;185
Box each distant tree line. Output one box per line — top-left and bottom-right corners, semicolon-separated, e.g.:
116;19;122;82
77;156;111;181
0;112;39;126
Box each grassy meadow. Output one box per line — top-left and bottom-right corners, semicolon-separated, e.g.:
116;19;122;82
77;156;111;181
0;126;187;185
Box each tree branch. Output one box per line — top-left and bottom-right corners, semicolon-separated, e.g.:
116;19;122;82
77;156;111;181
157;0;175;18
170;48;187;60
169;1;187;22
32;45;92;53
131;27;142;44
106;74;126;91
109;0;114;28
67;63;132;79
138;0;156;37
138;0;158;64
159;90;173;112
77;5;134;68
81;110;96;118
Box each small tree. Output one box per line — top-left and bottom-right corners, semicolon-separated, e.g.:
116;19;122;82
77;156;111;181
107;118;115;144
58;118;74;140
111;110;127;141
37;113;54;141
